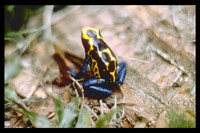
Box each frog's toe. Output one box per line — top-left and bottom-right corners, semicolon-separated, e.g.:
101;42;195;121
66;70;76;78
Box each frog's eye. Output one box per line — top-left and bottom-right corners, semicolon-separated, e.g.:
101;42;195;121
86;30;97;38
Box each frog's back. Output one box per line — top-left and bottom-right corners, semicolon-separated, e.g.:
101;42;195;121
88;37;117;83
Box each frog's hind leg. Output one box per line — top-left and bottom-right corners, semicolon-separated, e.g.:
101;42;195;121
117;61;127;85
84;86;112;100
83;78;112;100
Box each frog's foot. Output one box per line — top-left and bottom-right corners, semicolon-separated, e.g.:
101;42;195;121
66;66;77;78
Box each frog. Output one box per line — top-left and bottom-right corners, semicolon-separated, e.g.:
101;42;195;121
68;26;127;100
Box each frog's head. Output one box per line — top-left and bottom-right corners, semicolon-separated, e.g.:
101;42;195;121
81;26;100;39
81;26;105;54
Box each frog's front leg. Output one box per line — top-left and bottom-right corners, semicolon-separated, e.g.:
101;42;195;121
83;78;112;99
68;57;90;79
117;61;127;85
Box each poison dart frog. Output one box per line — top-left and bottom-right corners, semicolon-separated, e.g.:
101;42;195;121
68;26;127;99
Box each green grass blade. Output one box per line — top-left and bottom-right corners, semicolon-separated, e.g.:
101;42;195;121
5;88;53;128
54;98;64;125
75;107;91;128
95;108;117;128
5;60;21;83
5;87;20;103
24;110;54;128
58;97;80;128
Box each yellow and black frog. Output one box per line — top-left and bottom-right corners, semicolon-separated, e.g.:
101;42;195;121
68;26;127;100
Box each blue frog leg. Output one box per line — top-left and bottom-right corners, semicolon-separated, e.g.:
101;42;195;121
68;56;90;79
83;78;112;99
117;61;127;85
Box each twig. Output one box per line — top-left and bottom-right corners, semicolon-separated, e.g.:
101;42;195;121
43;5;54;39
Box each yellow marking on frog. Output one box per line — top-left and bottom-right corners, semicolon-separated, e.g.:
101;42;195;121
98;48;117;82
98;48;116;61
106;62;116;82
104;62;109;71
82;30;93;55
91;58;101;78
110;71;116;82
87;42;94;56
82;26;105;42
